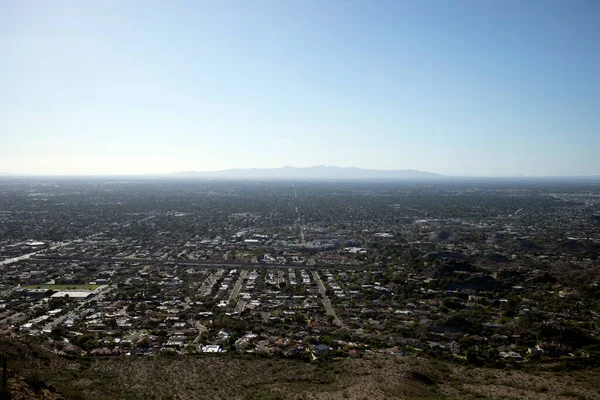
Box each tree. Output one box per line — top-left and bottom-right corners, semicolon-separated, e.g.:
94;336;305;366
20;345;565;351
486;348;500;362
49;326;65;341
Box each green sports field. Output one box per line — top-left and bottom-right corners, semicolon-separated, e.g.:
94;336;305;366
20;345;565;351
24;284;100;291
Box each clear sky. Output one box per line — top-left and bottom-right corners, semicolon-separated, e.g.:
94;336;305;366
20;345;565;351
1;0;599;176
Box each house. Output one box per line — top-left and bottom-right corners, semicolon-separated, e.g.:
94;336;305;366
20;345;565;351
348;349;362;358
89;347;120;357
27;288;52;298
202;345;224;353
499;351;523;361
51;291;92;300
449;341;462;355
166;336;186;347
528;347;543;356
536;342;572;357
314;344;332;357
380;343;406;356
428;341;446;351
285;345;305;358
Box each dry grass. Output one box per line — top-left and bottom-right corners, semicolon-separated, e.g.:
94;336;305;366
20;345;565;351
1;337;599;400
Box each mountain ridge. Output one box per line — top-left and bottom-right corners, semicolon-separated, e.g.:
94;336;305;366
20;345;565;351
169;166;442;180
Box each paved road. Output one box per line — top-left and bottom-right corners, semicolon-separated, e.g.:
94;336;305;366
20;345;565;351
0;242;70;267
0;311;26;326
32;256;366;270
229;270;250;313
228;270;248;303
234;299;247;314
42;285;114;332
0;284;21;299
256;339;270;353
311;271;343;327
1;216;155;267
191;320;208;345
290;184;306;243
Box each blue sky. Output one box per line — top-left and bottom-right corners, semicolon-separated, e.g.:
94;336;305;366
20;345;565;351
1;0;599;176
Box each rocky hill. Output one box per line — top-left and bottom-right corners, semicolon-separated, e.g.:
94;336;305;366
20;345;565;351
0;336;599;400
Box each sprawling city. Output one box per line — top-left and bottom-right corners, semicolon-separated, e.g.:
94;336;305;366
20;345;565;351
1;177;599;399
3;0;600;397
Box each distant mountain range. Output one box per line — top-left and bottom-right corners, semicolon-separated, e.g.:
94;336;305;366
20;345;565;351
169;166;442;180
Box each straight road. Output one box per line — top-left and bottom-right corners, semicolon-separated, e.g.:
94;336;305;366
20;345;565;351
1;215;155;267
32;256;366;270
42;285;113;332
234;299;247;314
228;270;248;303
291;184;306;243
311;271;343;327
291;184;297;199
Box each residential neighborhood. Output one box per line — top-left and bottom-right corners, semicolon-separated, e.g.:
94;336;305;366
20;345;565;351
1;179;599;370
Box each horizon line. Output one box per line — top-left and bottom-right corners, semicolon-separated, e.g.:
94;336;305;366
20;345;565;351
0;165;598;179
1;174;599;180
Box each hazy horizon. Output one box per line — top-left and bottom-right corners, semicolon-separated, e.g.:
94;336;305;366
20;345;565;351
2;1;599;176
1;164;599;179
